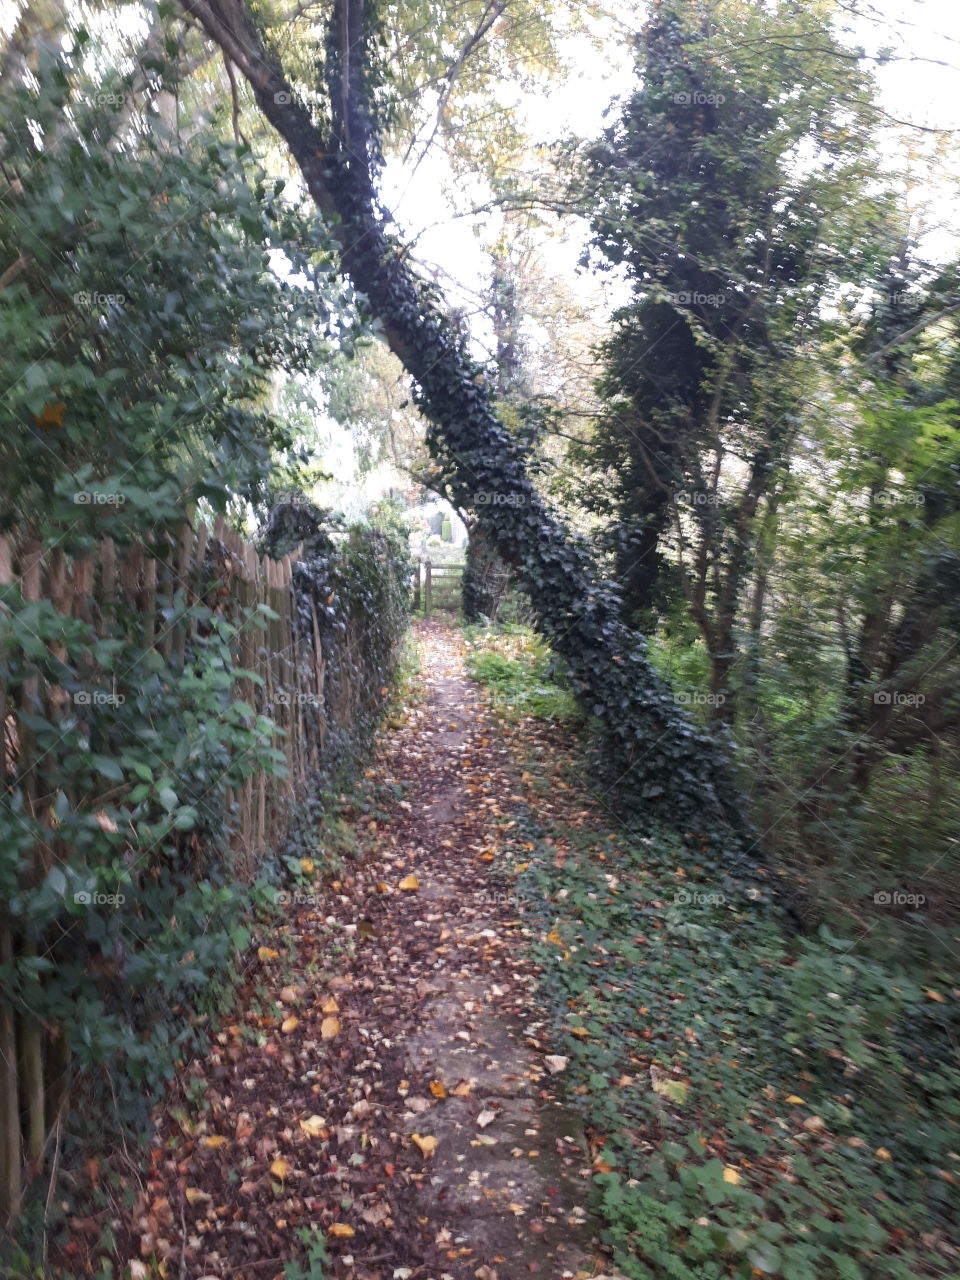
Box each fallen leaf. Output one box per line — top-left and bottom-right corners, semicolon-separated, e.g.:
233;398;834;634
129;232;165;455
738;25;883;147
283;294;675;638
279;986;298;1005
321;996;340;1014
270;1157;291;1180
723;1166;741;1185
281;1016;299;1034
201;1136;229;1149
544;1055;568;1074
451;1081;472;1096
411;1133;438;1157
926;989;945;1003
785;1095;806;1105
399;874;420;891
184;1188;210;1205
257;947;279;962
476;1109;497;1129
299;1115;327;1138
429;1080;447;1098
652;1078;689;1105
328;1223;355;1238
876;1147;892;1160
321;1016;341;1039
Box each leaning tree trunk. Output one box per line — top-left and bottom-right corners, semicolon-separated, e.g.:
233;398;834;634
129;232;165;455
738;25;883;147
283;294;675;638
179;0;751;842
462;519;509;622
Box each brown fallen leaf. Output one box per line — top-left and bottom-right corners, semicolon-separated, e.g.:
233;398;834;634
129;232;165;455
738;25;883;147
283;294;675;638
257;947;279;962
281;1015;299;1034
429;1080;447;1098
299;1115;327;1138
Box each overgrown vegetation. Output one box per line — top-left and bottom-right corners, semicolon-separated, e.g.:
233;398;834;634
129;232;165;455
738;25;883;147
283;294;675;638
469;628;959;1279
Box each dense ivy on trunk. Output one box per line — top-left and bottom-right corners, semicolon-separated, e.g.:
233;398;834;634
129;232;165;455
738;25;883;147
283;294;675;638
180;0;750;841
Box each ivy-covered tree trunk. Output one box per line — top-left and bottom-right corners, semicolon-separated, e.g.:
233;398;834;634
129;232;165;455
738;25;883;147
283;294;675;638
180;0;749;839
461;519;508;623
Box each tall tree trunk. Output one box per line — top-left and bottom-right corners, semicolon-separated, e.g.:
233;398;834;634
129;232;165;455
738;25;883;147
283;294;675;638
462;519;508;623
178;0;749;840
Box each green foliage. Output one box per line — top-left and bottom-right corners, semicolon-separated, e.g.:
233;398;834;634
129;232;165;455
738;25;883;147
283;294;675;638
503;786;959;1278
0;29;352;541
464;625;579;724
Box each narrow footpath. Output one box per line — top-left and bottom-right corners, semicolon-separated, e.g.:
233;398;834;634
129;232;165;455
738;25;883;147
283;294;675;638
117;621;613;1280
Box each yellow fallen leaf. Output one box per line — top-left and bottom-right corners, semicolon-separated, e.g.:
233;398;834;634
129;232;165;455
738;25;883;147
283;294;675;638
451;1081;472;1096
875;1147;892;1160
723;1166;741;1184
321;996;339;1014
411;1133;438;1157
480;851;494;862
281;1016;299;1034
321;1016;341;1039
299;1115;327;1138
785;1095;806;1105
270;1157;291;1180
514;862;529;873
429;1080;447;1098
569;1026;590;1039
300;858;315;875
202;1135;229;1149
184;1187;210;1204
258;946;279;962
546;929;563;946
328;1223;355;1237
926;989;944;1003
399;874;420;891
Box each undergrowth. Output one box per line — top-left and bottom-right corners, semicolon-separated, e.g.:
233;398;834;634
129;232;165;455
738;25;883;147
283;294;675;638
468;626;960;1280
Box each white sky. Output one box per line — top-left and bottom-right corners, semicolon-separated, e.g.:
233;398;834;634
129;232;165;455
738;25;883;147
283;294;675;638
382;0;960;317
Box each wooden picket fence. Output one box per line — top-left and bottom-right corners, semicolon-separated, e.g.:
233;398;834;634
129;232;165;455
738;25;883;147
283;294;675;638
0;517;367;1222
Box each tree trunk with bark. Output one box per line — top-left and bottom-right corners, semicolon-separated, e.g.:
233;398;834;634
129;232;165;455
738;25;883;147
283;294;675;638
178;0;751;840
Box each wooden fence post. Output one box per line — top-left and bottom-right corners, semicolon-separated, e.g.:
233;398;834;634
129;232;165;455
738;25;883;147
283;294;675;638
424;559;432;617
